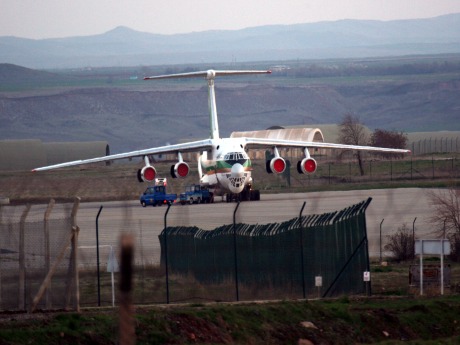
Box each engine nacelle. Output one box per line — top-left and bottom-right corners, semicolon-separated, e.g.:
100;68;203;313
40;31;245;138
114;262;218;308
137;165;156;182
297;157;317;174
170;161;190;178
266;157;286;174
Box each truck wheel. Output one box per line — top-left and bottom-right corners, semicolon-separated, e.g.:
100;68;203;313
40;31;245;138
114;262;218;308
180;201;186;205
141;201;146;207
197;197;201;204
189;198;193;205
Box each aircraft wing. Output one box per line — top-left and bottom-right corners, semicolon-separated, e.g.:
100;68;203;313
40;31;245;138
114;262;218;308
243;137;410;153
32;139;214;172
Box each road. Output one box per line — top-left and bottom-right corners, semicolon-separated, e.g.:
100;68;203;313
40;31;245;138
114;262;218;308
2;188;438;263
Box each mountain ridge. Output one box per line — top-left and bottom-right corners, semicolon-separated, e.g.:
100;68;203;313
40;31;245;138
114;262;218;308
1;14;459;69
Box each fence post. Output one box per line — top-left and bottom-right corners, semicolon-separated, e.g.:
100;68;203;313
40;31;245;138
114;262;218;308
119;233;135;345
233;201;240;301
96;205;103;307
379;219;384;264
390;159;393;181
164;203;171;304
19;204;31;311
71;225;80;312
298;202;307;299
70;197;81;312
412;217;417;261
44;199;55;309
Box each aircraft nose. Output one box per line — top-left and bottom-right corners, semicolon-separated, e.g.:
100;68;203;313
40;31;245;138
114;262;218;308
228;163;245;194
231;163;244;178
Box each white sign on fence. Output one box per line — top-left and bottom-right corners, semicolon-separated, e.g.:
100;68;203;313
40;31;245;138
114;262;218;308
363;271;371;282
315;276;322;287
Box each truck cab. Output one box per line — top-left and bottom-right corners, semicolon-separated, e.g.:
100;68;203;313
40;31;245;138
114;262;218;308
179;184;214;205
140;178;177;207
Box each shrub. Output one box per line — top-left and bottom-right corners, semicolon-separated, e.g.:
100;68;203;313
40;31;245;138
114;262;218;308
384;223;414;262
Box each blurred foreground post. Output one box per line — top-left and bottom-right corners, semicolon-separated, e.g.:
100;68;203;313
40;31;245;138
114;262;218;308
119;233;135;345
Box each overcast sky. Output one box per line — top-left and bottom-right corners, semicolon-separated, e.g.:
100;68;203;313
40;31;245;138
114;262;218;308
2;0;460;39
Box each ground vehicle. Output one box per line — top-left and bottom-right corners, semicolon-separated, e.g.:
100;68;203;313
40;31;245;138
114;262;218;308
140;178;177;207
180;184;214;205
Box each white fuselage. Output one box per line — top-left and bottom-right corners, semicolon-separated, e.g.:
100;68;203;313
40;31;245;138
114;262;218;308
199;138;253;194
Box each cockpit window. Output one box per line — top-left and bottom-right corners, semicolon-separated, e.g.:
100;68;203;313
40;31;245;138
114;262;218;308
224;152;248;160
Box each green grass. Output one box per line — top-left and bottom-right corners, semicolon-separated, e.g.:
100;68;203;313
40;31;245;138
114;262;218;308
1;296;460;344
1;154;459;204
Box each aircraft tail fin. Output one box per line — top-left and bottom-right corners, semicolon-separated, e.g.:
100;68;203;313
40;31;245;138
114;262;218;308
144;70;271;139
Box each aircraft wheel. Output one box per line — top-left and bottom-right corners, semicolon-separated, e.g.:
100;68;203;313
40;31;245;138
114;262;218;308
141;201;146;207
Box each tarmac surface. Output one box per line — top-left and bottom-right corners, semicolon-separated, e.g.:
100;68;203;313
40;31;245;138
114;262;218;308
2;188;439;264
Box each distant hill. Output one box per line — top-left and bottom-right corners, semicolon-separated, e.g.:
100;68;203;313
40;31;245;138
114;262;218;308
0;64;76;90
1;59;460;153
1;14;460;69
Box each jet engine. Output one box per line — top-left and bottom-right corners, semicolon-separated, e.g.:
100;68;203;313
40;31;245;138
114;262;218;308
297;157;317;174
137;155;156;182
137;165;156;182
266;157;286;174
170;152;190;178
266;146;286;174
170;161;190;178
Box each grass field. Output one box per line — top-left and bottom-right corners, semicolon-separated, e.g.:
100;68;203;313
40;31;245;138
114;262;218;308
0;292;459;344
1;153;459;344
1;154;459;204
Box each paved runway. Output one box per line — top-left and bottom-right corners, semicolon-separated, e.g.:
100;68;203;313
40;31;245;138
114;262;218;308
2;188;439;263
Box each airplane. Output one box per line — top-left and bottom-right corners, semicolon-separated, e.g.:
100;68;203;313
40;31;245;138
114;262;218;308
33;69;410;201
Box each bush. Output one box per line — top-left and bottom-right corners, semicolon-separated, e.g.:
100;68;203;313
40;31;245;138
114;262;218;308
384;224;414;262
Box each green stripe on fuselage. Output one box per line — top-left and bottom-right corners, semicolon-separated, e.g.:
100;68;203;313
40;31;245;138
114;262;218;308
202;159;252;175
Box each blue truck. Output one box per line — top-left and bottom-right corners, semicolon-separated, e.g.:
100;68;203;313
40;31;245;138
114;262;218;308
140;178;177;207
179;184;214;205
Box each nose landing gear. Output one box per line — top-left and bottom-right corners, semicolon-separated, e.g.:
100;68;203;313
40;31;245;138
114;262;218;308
225;184;260;202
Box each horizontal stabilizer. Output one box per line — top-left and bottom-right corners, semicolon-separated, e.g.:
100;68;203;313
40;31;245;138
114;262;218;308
144;69;271;80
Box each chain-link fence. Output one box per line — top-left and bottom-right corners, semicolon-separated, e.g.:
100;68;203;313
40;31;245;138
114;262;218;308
280;156;459;189
0;200;80;312
0;197;374;310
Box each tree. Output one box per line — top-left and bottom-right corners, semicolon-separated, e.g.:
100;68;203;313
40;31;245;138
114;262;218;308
427;187;460;261
427;187;460;237
370;129;408;158
338;113;368;176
